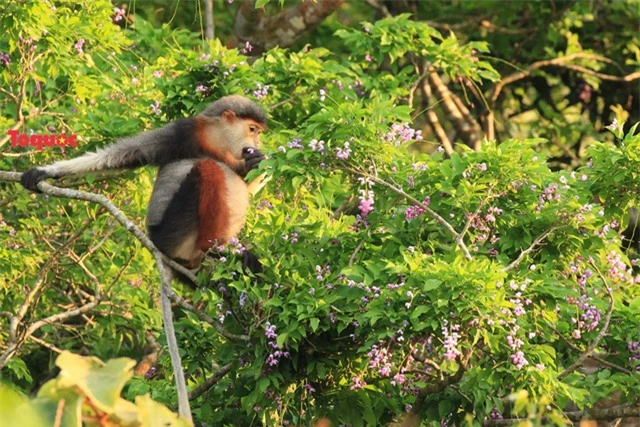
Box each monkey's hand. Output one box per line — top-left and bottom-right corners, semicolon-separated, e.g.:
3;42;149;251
20;167;52;193
242;147;266;173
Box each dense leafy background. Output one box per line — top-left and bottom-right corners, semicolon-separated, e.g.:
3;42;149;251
1;1;638;426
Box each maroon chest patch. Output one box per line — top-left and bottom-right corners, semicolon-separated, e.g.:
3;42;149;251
195;160;230;250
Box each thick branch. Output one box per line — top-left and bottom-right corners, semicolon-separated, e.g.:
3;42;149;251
234;0;344;53
483;404;640;426
428;70;483;149
418;66;453;156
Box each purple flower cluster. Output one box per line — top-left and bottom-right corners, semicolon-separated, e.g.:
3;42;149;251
286;137;303;150
150;101;162;115
239;292;247;309
264;322;290;367
309;139;325;154
315;265;330;281
242;41;253;55
383;123;423;146
74;38;85;54
467;206;503;247
367;342;393;376
629;341;640;371
252;83;269;100
606;251;639;283
281;232;298;243
501;280;533;370
405;197;431;221
535;183;562;212
358;190;375;216
442;321;461;361
0;52;10;67
336;141;352;159
113;7;126;21
256;199;273;211
195;83;210;94
350;376;366;390
227;237;246;255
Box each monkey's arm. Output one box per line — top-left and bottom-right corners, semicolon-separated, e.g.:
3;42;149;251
21;118;197;192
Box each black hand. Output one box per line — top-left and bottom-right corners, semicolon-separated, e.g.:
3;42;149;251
20;167;51;193
242;250;262;275
242;147;266;172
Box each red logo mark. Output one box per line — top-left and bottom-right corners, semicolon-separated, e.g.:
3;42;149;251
9;130;77;150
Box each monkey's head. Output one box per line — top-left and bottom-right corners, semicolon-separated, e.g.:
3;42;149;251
198;95;267;164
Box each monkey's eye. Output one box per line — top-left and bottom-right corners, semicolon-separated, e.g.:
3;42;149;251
248;125;258;134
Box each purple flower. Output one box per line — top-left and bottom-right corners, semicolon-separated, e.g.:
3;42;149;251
74;39;85;54
510;350;529;370
113;7;126;22
336;141;352;159
350;376;366;390
384;123;423;146
0;52;10;67
287;138;303;149
150;101;162;115
252;83;269;100
358;190;375;215
309;139;325;153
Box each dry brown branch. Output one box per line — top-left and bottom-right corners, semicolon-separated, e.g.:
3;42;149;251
428;70;483;148
490;52;637;104
483;404;640;426
418;64;453;156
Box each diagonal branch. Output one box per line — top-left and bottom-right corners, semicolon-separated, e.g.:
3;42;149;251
348;168;472;261
558;263;615;380
503;227;559;273
188;362;234;400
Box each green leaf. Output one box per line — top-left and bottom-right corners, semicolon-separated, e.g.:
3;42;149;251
309;317;320;332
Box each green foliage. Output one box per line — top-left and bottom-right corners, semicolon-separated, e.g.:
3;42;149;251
1;1;639;426
0;352;188;427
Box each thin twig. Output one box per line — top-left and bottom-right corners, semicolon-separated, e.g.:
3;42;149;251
348;168;472;261
348;239;365;266
29;335;63;354
558;264;615;380
503;227;558;272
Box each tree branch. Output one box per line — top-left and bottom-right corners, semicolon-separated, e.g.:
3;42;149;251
234;0;344;53
483;404;640;426
428;70;483;149
503;227;559;273
188;362;234;400
557;264;615;380
348;168;472;261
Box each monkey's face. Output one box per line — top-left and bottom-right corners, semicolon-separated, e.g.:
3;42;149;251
220;111;265;160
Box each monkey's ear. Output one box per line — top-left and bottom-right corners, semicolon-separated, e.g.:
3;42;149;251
222;110;237;122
